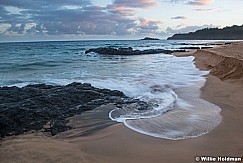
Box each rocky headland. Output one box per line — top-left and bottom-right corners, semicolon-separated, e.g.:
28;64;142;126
167;25;243;40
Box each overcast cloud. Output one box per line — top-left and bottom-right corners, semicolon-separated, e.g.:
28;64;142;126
0;0;164;38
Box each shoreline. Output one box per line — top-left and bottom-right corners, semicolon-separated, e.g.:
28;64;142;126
1;42;243;162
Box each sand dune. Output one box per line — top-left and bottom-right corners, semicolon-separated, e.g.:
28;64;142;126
194;42;243;80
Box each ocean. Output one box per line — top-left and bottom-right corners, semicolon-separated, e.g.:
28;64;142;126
0;40;222;140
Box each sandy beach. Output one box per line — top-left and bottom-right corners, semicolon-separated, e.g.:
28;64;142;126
1;42;243;163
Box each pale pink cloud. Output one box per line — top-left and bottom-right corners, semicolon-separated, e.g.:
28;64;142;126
109;8;136;16
139;18;152;26
139;18;162;26
107;0;159;16
117;9;136;15
134;18;163;34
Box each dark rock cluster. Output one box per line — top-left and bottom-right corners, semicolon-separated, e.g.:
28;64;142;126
85;47;186;55
0;82;146;138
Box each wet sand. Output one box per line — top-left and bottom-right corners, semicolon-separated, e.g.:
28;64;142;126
1;42;243;163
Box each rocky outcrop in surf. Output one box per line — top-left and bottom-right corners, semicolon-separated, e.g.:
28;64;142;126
85;47;186;55
140;37;160;40
0;83;151;138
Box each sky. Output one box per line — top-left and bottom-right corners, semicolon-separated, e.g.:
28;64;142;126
0;0;243;42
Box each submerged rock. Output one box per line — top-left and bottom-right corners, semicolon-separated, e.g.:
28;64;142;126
0;82;152;138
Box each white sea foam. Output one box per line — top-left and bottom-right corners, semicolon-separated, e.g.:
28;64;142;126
109;83;222;140
109;86;177;122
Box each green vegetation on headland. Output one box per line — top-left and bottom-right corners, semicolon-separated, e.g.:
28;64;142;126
167;25;243;40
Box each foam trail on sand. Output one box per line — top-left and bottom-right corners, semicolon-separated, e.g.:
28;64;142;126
109;86;177;122
109;84;222;140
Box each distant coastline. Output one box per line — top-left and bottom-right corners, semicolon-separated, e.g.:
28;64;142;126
167;24;243;40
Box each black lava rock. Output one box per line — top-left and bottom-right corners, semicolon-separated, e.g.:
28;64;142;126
85;47;186;55
0;82;152;138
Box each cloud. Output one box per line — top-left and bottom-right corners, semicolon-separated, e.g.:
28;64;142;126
164;0;214;6
110;8;136;16
26;24;45;35
111;0;159;8
187;0;214;6
0;0;92;10
171;16;188;20
129;18;163;35
106;0;159;17
0;0;162;38
194;8;218;12
7;23;25;34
